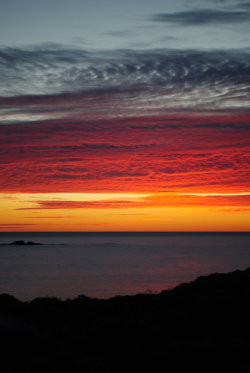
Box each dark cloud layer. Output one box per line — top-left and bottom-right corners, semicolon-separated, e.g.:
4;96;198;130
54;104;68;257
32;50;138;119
0;47;249;115
150;8;250;26
0;47;249;95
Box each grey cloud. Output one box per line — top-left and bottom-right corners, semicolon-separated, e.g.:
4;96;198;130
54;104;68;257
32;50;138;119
1;47;249;96
106;30;136;38
150;8;250;26
239;2;250;10
0;46;249;112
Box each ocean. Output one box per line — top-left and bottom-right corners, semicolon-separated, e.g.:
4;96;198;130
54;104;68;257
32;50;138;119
0;232;249;301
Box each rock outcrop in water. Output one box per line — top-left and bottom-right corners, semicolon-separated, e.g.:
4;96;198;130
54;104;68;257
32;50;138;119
10;240;42;245
0;267;250;372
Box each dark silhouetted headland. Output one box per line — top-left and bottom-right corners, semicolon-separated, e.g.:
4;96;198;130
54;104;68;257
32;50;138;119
1;268;250;372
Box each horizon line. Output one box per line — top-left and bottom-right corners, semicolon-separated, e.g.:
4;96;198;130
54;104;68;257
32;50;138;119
0;231;249;234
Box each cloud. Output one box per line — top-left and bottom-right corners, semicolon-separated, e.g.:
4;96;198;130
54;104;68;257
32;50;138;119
0;47;249;114
0;46;249;195
218;206;250;212
137;121;250;131
14;191;250;210
0;109;249;194
0;224;38;227
150;8;250;26
191;123;250;130
23;216;74;219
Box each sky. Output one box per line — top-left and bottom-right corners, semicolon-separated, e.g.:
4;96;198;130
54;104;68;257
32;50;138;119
0;0;250;231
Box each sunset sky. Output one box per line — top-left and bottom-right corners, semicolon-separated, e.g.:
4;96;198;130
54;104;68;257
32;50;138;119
0;0;249;231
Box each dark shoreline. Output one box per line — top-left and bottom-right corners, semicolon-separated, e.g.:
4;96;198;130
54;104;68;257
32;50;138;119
1;267;250;372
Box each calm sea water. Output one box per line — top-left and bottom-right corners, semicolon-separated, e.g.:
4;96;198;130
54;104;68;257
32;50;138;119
0;232;249;301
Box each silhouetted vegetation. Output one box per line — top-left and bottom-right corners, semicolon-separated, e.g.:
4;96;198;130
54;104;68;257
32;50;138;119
1;268;250;372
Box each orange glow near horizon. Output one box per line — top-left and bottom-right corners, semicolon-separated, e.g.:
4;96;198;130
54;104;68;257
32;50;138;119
0;191;249;232
0;105;250;232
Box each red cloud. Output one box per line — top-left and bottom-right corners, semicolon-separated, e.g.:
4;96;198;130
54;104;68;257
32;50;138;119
0;112;249;194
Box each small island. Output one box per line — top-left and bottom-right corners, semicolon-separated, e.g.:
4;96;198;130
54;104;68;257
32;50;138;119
10;240;42;245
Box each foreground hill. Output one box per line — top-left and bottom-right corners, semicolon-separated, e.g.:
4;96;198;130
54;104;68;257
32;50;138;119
1;268;250;372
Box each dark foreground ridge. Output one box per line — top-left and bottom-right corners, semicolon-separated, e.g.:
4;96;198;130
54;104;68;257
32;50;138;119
1;268;250;372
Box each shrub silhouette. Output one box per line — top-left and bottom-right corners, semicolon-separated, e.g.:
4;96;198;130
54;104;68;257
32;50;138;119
0;268;250;372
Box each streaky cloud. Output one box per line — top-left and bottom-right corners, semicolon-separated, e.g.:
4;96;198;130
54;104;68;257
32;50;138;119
150;8;250;26
14;192;250;210
0;47;250;114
